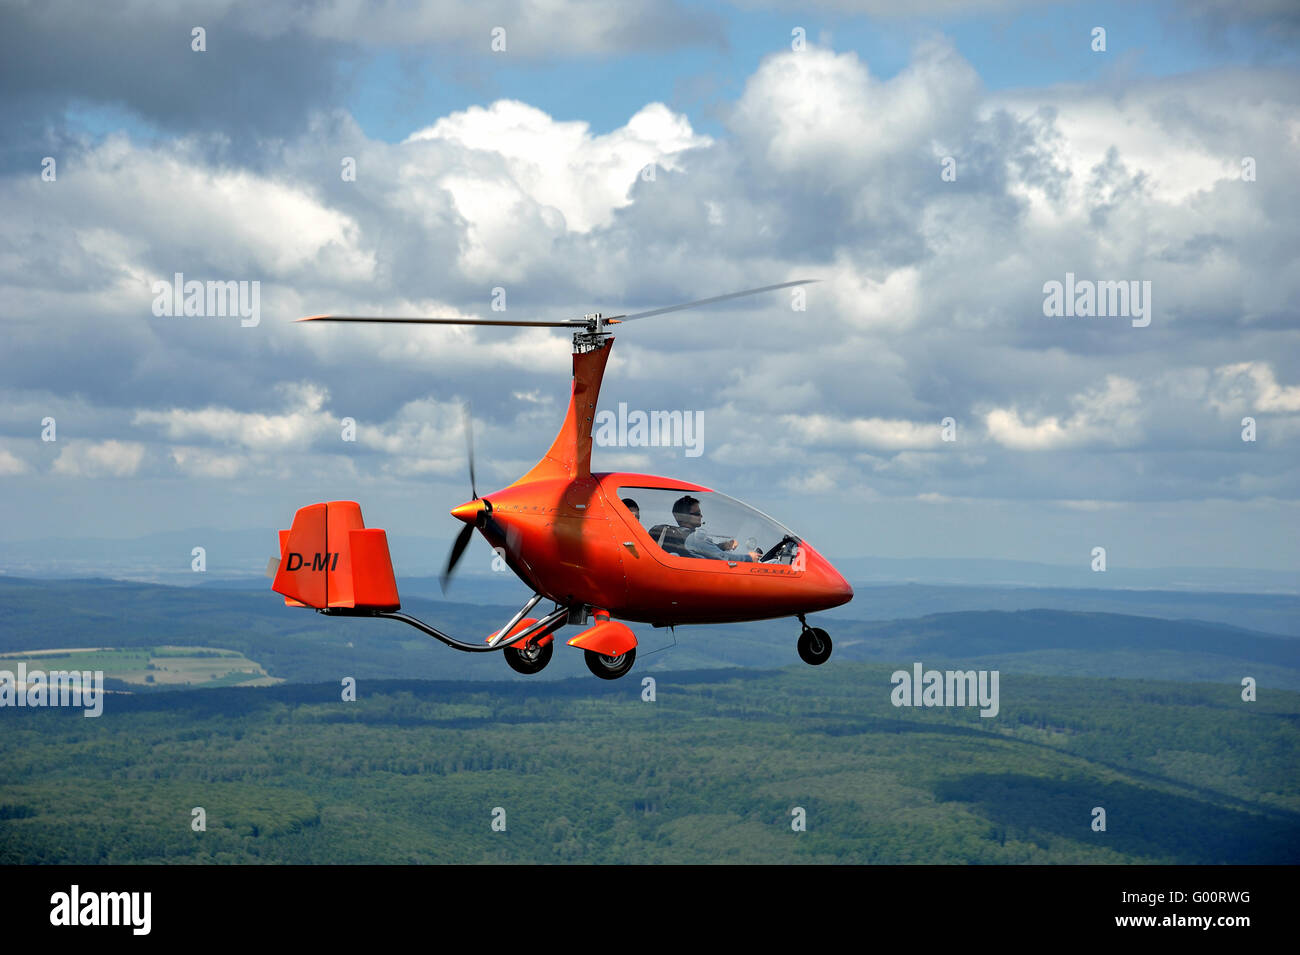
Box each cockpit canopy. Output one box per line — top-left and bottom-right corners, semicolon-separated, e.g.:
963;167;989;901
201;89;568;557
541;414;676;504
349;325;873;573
617;486;799;564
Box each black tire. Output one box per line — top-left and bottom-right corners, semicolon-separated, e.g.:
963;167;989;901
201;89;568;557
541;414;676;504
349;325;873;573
584;647;636;680
797;627;832;666
505;639;553;675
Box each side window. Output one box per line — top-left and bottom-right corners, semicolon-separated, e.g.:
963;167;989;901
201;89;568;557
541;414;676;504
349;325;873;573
617;486;796;564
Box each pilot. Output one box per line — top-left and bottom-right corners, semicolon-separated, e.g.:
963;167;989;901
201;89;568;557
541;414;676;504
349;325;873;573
672;495;762;562
621;498;641;522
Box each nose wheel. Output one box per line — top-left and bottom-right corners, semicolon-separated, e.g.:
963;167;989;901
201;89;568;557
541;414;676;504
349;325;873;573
584;648;636;680
797;620;832;666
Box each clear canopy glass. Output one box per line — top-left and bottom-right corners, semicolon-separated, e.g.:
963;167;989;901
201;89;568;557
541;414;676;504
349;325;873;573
616;486;799;564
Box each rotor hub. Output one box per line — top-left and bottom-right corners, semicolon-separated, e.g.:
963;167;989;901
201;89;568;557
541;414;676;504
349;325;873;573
574;313;612;352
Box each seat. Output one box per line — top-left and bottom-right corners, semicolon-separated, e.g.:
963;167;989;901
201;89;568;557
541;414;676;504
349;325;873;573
647;524;693;557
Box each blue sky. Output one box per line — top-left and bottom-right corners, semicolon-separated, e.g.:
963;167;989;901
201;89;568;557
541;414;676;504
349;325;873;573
60;1;1299;144
340;0;1299;140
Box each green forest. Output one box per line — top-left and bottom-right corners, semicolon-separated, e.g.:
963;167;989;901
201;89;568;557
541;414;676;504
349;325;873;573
2;665;1296;864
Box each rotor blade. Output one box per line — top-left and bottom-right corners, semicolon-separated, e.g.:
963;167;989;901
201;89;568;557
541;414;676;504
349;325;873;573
441;523;476;593
603;279;820;323
297;315;587;327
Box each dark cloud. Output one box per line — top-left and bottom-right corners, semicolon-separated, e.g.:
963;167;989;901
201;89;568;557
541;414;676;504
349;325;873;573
0;2;349;169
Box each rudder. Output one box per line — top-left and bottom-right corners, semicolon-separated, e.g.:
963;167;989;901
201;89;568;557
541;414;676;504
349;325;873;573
271;501;400;611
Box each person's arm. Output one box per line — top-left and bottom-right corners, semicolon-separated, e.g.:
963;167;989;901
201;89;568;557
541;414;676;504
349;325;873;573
684;530;727;560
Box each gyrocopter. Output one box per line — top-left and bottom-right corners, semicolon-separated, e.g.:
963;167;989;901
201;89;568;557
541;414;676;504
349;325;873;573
269;281;853;679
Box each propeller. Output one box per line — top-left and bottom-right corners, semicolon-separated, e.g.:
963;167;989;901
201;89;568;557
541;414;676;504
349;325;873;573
442;522;475;593
441;405;480;593
465;402;478;501
441;405;518;592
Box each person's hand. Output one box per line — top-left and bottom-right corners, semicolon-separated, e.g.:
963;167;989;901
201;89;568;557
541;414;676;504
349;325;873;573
748;549;763;561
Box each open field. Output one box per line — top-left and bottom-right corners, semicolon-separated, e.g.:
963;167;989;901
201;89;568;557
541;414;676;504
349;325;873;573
0;645;279;689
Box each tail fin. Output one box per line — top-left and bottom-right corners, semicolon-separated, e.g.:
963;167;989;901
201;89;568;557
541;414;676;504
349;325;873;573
271;501;400;611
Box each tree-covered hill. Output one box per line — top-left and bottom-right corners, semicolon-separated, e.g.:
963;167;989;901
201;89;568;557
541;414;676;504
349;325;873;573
1;666;1296;864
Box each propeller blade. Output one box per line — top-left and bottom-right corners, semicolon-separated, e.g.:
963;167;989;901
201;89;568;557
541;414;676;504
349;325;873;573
441;522;475;593
603;279;819;323
464;405;478;501
297;315;586;327
480;507;510;547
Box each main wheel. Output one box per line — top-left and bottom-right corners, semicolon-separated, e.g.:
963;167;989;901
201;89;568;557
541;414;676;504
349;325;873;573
505;639;553;675
797;627;832;666
584;647;636;680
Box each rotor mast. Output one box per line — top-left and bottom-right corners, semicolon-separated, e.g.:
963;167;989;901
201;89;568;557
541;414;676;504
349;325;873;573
513;330;614;483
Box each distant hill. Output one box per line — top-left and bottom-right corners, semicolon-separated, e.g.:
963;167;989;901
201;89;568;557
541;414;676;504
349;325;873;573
0;576;1295;689
2;528;1295;593
379;575;1300;637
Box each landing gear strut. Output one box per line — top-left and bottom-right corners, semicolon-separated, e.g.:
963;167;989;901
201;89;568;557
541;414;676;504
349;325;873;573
796;615;832;666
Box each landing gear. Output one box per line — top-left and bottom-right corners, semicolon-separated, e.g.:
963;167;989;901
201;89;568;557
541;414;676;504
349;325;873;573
796;618;832;666
584;647;636;680
505;639;553;675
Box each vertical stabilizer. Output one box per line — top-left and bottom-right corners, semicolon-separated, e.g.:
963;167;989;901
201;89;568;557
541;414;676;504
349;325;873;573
512;337;613;484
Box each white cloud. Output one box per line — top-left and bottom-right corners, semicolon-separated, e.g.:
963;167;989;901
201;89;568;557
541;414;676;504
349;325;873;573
405;101;709;277
0;448;29;476
825;261;922;329
783;468;840;494
133;383;334;451
51;440;146;477
7;136;376;283
359;397;469;478
1058;499;1124;511
594;451;654;472
783;411;943;450
984;376;1143;449
730;40;980;184
1209;361;1300;415
168;447;249;479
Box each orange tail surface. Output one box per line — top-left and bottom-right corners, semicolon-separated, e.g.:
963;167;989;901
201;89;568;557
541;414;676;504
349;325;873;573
271;501;400;611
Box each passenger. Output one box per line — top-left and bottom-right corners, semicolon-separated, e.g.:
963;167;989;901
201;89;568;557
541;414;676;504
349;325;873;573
621;498;641;522
671;495;762;562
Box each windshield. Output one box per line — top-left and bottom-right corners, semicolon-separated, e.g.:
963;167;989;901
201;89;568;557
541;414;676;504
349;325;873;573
617;486;798;564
